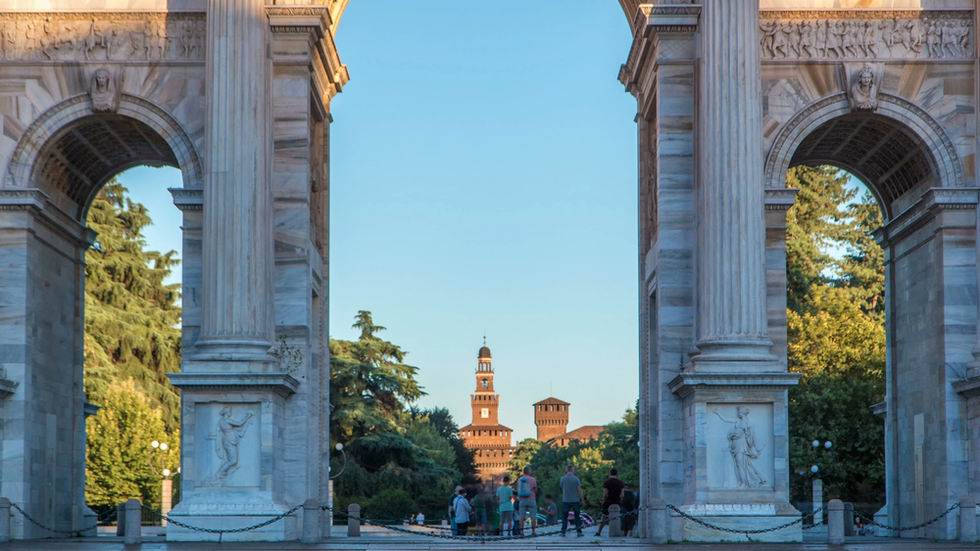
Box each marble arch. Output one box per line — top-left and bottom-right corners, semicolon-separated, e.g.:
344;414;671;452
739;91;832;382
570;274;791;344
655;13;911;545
0;0;346;542
4;93;204;218
621;0;980;543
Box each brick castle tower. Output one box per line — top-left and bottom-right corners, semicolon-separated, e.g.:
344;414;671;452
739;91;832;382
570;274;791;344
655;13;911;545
459;340;513;481
533;397;570;441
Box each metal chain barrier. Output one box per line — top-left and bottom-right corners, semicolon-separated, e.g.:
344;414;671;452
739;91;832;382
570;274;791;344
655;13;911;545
141;503;302;543
333;509;571;542
667;504;821;542
10;503;116;537
853;503;959;534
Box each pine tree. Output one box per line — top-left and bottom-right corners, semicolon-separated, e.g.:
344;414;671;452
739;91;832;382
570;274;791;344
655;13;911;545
84;179;182;429
784;167;886;503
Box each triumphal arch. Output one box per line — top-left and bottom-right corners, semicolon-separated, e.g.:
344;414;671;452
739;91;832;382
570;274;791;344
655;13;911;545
622;0;980;542
0;0;346;541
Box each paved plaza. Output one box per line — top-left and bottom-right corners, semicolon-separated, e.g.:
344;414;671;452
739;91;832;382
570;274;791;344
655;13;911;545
4;536;980;551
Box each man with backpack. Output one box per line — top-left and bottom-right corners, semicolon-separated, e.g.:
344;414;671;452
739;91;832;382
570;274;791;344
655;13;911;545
453;487;473;536
516;466;538;536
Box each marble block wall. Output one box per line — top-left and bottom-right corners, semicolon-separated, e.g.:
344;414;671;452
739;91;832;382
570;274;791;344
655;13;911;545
623;0;980;542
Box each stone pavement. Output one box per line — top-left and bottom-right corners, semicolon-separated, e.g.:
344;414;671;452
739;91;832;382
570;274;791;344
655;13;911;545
4;534;980;551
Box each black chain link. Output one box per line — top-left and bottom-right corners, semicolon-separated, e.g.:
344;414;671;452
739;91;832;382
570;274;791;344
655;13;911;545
141;503;302;543
854;503;959;534
667;504;821;542
9;503;116;537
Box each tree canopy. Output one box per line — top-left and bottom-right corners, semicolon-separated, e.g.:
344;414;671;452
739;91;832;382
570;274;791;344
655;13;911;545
330;312;477;520
784;166;885;505
83;179;182;508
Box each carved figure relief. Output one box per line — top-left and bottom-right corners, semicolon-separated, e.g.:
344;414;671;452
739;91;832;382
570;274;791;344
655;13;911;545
89;68;119;112
713;406;768;488
209;406;254;485
0;13;205;62
760;12;971;60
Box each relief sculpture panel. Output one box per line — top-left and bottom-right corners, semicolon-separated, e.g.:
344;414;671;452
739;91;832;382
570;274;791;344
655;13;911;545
0;13;204;62
760;11;972;61
707;403;774;490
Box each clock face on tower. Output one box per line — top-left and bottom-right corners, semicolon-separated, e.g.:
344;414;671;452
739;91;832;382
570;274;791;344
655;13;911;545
481;408;490;419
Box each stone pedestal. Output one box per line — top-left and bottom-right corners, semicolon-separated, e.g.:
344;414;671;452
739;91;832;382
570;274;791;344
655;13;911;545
165;376;299;541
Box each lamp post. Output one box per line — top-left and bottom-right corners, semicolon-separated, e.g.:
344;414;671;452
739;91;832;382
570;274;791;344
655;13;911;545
151;440;173;526
809;439;832;526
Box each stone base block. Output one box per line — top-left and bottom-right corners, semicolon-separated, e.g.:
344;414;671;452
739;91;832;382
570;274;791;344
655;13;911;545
165;499;298;542
674;503;803;543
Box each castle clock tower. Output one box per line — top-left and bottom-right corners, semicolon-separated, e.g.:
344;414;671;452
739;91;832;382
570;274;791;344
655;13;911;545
459;340;513;481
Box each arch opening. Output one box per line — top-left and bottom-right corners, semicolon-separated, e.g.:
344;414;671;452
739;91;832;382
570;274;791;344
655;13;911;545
789;112;936;220
32;114;180;219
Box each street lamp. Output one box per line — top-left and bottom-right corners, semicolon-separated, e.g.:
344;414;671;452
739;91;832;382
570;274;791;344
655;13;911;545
808;439;833;526
330;443;348;480
150;440;174;526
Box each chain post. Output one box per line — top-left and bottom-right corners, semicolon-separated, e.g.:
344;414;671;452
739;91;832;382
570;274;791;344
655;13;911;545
347;503;361;537
960;496;977;543
827;499;844;545
0;498;10;543
302;499;320;544
123;499;141;545
650;498;668;544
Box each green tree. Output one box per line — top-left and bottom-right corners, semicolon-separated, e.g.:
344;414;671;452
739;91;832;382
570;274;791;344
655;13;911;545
85;380;178;509
330;312;469;520
785;167;885;504
84;179;181;429
330;311;424;444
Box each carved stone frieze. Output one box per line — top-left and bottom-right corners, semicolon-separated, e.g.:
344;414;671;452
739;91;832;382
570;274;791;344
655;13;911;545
759;11;972;61
0;12;204;62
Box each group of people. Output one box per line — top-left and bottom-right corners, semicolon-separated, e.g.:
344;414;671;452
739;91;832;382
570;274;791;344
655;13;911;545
448;465;637;538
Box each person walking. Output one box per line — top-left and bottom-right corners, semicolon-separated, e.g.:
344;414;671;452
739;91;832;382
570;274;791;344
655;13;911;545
453;487;473;536
495;475;514;536
448;485;462;534
415;511;425;526
594;468;625;537
516;466;539;536
559;464;584;537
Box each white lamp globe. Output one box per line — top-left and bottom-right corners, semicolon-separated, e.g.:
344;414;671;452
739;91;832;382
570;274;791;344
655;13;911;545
160;442;169;451
335;443;344;451
810;465;819;474
811;439;820;449
824;441;832;449
151;440;160;449
162;468;171;477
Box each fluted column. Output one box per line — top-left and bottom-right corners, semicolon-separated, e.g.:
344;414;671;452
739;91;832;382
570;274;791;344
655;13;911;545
194;0;275;361
693;0;773;364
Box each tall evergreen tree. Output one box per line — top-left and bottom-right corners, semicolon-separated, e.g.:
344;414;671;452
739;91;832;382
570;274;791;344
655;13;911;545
84;179;181;429
784;166;886;504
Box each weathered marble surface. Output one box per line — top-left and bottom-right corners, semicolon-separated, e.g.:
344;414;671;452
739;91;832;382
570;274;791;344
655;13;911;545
0;1;345;542
622;0;980;543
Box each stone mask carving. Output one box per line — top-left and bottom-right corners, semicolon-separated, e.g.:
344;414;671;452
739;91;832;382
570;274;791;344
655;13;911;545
90;68;118;112
849;65;879;112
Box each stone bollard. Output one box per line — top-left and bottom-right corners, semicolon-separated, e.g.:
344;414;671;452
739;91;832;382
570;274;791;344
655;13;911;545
608;504;622;537
115;503;126;536
960;496;977;543
0;498;10;543
347;503;361;537
650;498;668;544
843;503;854;536
123;499;141;545
827;499;844;545
302;499;320;544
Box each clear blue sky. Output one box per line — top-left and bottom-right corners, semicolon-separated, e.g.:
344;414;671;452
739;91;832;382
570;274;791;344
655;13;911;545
119;1;639;442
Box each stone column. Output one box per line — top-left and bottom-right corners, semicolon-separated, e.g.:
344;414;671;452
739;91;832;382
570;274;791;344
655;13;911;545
193;0;275;362
693;0;773;368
